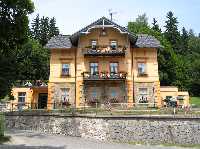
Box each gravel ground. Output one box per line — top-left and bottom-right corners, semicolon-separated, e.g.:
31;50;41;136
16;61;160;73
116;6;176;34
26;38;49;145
0;130;194;149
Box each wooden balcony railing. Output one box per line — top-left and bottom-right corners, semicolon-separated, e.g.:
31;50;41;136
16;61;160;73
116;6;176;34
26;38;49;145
82;72;127;80
83;45;126;56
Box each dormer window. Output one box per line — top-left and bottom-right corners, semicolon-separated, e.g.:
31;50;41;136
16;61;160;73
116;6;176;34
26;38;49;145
91;40;97;49
110;40;117;50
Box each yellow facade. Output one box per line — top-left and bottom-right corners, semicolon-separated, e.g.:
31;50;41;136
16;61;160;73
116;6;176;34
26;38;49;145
160;86;190;106
12;17;190;109
11;87;48;110
48;27;160;108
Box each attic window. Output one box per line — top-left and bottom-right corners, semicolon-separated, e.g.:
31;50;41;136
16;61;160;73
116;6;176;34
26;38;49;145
91;40;97;49
110;40;117;50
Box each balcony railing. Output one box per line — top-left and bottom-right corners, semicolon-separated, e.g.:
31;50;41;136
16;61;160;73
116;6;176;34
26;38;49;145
13;80;48;87
83;45;126;56
82;72;127;80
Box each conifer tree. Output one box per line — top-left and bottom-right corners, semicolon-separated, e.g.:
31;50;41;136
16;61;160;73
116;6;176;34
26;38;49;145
31;14;41;40
49;17;59;37
164;11;180;53
152;18;161;32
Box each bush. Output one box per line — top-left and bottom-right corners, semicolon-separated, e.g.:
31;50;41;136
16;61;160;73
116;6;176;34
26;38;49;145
0;113;4;137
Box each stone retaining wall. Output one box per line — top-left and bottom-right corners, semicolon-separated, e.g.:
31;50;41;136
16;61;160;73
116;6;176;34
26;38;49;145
5;113;200;144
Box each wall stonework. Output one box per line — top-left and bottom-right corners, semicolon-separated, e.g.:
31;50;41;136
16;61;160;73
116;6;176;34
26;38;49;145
134;82;155;103
50;83;75;105
5;114;200;145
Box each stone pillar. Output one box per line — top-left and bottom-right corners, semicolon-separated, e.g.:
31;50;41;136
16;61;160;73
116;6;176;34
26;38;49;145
154;81;161;108
127;80;134;106
76;80;84;107
47;82;54;110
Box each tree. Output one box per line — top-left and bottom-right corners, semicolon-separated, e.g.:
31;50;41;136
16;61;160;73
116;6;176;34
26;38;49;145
31;14;41;40
39;17;50;46
179;27;189;54
164;11;180;54
0;0;34;98
17;38;49;81
30;15;60;46
128;13;151;34
152;18;161;33
49;17;59;37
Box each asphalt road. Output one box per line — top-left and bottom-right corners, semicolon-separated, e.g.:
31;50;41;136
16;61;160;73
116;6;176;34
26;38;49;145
0;130;194;149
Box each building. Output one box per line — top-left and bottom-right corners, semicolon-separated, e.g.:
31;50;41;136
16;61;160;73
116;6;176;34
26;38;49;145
46;17;161;108
11;17;189;109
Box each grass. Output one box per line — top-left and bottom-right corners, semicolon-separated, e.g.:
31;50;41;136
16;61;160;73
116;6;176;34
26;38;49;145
0;113;10;144
115;140;200;148
0;136;10;144
190;97;200;107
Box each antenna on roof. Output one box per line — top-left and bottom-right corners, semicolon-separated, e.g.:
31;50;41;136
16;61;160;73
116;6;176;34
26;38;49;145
109;9;117;21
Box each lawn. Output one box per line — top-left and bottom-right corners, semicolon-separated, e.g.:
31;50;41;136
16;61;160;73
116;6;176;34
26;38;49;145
190;97;200;107
0;113;10;144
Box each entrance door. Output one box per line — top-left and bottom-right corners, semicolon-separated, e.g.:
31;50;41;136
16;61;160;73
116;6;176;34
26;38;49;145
38;93;48;109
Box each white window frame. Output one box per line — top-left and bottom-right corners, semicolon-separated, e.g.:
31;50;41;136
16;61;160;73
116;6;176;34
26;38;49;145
62;63;70;76
18;92;26;103
138;88;148;103
90;62;98;75
91;40;97;49
137;62;147;75
110;40;117;49
110;62;118;74
61;88;70;102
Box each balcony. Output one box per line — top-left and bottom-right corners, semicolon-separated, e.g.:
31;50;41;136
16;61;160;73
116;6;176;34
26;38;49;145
14;80;48;88
83;45;126;57
82;72;127;81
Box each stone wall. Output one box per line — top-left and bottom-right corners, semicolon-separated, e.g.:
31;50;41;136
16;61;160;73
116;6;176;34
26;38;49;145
5;113;200;145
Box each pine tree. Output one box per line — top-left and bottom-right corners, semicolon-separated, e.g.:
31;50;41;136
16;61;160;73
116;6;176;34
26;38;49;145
188;29;195;37
49;17;59;37
152;18;161;32
40;17;50;46
30;15;60;46
164;11;180;53
31;14;40;40
180;27;189;54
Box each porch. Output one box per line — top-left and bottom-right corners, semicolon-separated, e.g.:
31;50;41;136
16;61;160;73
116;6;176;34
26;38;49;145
81;79;127;107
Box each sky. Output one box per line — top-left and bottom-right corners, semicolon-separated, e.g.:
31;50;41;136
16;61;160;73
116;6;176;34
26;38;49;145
30;0;200;35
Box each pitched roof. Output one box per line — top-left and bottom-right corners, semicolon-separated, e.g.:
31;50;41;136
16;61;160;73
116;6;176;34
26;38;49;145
45;35;72;49
70;16;137;46
45;17;161;49
135;34;161;48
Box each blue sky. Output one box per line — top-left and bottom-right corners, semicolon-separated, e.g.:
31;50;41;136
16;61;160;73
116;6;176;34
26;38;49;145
30;0;200;35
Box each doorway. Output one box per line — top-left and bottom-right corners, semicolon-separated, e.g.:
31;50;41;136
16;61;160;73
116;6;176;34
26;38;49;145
38;93;48;109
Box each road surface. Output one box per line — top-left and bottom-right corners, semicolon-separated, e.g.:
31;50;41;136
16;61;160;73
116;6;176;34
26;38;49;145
0;130;194;149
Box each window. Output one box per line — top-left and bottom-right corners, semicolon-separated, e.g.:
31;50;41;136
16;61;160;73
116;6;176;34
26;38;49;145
111;89;117;97
61;88;70;102
138;88;148;103
91;40;97;49
110;40;117;50
62;64;70;76
91;89;97;98
110;62;118;74
137;63;147;75
18;92;26;103
90;63;98;75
